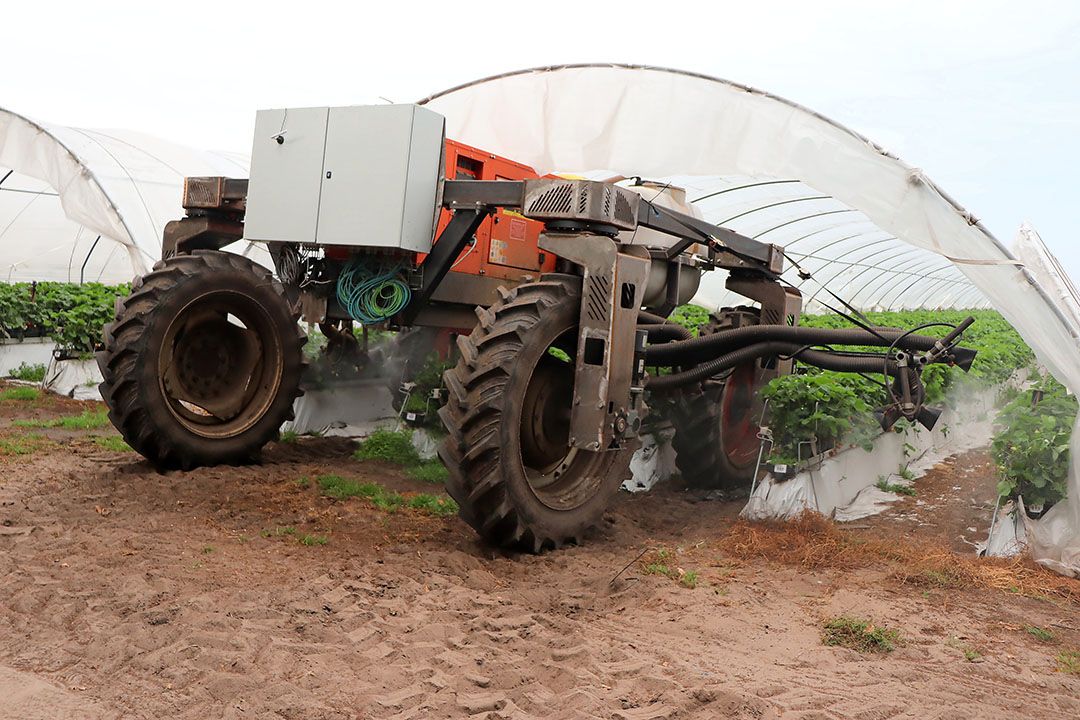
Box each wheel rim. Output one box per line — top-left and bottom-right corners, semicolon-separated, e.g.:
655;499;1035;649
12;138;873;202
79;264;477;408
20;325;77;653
720;363;761;468
518;339;605;511
158;290;284;439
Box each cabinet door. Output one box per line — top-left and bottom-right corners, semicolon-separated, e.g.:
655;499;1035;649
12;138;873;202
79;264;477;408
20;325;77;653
318;105;443;252
245;107;329;244
318;105;411;248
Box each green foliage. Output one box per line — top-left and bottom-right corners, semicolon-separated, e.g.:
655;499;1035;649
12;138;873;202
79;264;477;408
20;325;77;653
947;637;983;663
399;351;454;432
14;408;110;430
279;430;299;444
316;474;458;516
799;308;1033;387
23;408;110;429
753;309;1035;464
407;459;449;484
404;493;459;517
991;376;1077;508
353;428;421;465
0;387;40;401
547;346;572;363
667;304;712;335
0;282;128;355
761;370;880;461
0;432;47;456
259;524;328;547
1025;625;1055;643
876;477;917;496
92;435;132;452
1057;650;1080;675
822;617;901;653
645;562;671;576
8;362;46;382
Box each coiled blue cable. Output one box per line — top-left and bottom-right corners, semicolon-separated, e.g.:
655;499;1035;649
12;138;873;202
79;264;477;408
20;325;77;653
336;259;411;325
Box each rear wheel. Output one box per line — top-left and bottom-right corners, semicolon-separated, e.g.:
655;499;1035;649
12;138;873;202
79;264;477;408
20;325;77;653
438;275;634;551
671;307;764;490
98;250;305;469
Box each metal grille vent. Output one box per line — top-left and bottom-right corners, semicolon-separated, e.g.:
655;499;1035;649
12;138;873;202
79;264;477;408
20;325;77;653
183;177;224;208
614;192;635;226
584;274;611;323
522;179;640;231
529;183;574;214
760;308;782;325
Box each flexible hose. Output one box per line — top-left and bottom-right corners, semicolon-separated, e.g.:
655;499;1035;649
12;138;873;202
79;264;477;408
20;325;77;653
637;310;670;325
634;309;692;342
640;324;692;342
647;341;906;391
644;324;944;365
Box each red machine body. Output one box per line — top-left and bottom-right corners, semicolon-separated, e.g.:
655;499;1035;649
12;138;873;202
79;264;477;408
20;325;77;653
422;139;556;283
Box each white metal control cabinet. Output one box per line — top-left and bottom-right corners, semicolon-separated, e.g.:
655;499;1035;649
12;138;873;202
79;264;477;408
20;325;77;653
244;104;445;253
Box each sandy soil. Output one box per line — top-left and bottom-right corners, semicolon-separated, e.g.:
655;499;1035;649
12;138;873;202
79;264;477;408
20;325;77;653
1;383;1078;719
858;448;1001;553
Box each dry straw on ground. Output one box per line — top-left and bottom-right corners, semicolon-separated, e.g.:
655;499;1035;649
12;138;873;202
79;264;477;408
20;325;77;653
712;512;1080;605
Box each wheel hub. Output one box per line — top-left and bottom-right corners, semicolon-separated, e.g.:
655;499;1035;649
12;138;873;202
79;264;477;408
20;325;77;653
159;292;279;437
720;363;762;468
518;347;604;511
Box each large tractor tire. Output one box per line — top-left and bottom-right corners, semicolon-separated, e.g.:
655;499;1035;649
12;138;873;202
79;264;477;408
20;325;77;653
670;307;764;491
438;275;634;552
98;250;305;469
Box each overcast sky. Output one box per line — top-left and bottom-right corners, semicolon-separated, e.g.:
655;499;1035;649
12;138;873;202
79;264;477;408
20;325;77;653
6;1;1079;280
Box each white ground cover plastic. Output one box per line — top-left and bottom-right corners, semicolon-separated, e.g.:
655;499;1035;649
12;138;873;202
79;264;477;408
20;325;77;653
42;356;103;401
742;387;997;526
422;64;1080;576
0;337;53;378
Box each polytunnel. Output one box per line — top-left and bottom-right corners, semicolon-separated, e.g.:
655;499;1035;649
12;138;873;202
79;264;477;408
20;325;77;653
661;174;989;313
420;63;1080;576
0;108;260;283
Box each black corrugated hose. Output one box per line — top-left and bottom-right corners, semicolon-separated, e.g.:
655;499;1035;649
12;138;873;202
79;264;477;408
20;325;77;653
646;341;905;391
642;324;943;365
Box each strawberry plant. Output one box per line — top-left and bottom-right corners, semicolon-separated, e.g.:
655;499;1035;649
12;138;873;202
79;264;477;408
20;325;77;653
991;375;1076;509
0;281;128;355
761;370;880;462
668;306;1036;463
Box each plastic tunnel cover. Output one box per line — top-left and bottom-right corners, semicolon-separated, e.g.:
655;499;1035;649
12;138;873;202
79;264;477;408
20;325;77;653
420;64;1080;577
0;107;265;282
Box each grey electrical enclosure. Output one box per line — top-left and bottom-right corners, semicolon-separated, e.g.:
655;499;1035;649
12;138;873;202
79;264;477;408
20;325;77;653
244;104;445;253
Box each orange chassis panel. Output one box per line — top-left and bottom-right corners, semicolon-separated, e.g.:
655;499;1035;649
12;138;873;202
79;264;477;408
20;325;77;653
418;139;556;282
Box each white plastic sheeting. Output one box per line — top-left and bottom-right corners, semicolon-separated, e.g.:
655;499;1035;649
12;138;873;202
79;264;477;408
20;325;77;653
421;64;1080;576
669;175;988;312
0;108;259;282
742;387;999;526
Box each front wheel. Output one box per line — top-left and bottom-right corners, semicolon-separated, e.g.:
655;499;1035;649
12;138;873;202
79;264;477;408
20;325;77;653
98;250;305;469
438;275;634;552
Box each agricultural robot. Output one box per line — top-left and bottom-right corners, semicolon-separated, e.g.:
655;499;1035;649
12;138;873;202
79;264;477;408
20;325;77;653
98;104;977;551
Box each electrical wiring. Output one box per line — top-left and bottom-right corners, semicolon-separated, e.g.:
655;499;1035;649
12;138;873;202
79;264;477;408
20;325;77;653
335;258;411;325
